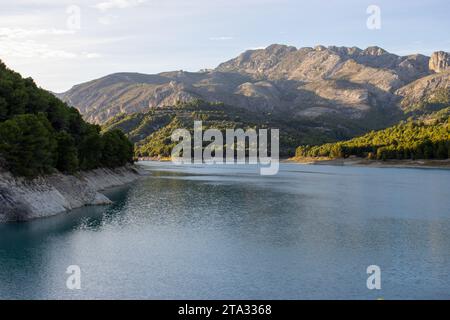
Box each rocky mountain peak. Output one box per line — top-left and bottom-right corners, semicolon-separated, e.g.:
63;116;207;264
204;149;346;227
327;46;362;57
314;45;327;51
362;46;389;56
57;44;447;125
265;43;297;55
215;44;298;75
429;51;450;73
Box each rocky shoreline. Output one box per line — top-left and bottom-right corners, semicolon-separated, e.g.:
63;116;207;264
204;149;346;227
0;165;146;222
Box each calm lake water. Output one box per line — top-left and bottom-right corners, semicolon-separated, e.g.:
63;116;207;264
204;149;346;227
1;161;450;299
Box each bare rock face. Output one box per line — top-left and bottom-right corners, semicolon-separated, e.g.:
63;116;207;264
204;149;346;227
396;70;450;109
58;44;441;125
0;187;33;221
429;51;450;73
0;166;142;222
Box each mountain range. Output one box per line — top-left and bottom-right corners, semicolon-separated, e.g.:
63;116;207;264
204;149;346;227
57;44;450;156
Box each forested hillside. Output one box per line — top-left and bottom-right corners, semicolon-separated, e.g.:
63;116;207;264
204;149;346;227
0;60;133;177
295;107;450;161
102;99;381;158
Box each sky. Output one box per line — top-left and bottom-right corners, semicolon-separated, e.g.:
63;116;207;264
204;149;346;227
0;0;449;92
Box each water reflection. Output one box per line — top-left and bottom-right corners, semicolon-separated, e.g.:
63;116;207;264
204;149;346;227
1;162;450;299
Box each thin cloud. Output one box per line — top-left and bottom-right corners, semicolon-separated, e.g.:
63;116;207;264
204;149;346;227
98;15;118;25
85;52;102;59
0;39;102;60
94;0;147;11
209;36;234;41
0;40;77;59
0;25;106;60
0;28;75;39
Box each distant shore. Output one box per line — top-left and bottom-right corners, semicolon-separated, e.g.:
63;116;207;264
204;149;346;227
138;156;172;162
138;156;450;169
287;157;450;169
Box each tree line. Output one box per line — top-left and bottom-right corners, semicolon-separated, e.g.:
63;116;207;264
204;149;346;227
0;60;133;178
296;111;450;161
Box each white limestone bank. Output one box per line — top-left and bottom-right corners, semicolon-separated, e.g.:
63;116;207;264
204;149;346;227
0;165;144;222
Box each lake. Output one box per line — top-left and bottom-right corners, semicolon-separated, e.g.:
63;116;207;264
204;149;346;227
1;161;450;299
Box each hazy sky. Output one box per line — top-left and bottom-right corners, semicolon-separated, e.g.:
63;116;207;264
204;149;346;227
1;0;449;92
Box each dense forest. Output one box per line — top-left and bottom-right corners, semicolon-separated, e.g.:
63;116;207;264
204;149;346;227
296;107;450;161
103;97;450;160
0;60;134;178
103;99;385;158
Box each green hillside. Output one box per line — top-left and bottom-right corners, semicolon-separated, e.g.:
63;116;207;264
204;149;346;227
0;60;133;177
296;107;450;161
102;99;396;158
